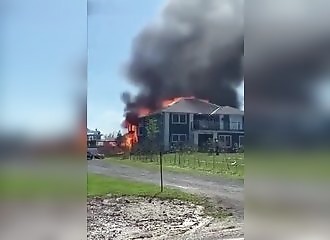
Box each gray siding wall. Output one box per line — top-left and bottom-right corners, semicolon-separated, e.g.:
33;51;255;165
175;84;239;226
137;112;244;151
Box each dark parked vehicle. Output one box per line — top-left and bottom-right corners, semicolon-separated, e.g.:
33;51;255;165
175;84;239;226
87;148;105;160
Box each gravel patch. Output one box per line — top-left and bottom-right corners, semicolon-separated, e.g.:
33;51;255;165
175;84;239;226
87;196;243;240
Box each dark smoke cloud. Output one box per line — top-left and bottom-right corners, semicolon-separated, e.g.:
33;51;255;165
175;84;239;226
123;0;330;122
122;0;244;117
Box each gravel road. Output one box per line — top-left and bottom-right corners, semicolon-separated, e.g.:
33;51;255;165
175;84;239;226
88;196;244;240
88;159;243;221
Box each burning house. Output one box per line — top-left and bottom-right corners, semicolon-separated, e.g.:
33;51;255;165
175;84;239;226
120;0;244;151
124;97;244;152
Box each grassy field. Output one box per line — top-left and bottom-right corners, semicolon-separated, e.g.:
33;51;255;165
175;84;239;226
107;152;244;179
88;173;197;201
88;173;228;218
0;171;228;217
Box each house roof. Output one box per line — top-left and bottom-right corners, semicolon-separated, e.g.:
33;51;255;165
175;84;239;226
140;97;244;117
161;98;219;114
212;106;244;115
87;128;101;135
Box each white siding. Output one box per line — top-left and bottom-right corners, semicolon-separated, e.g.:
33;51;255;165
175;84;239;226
219;115;224;130
164;113;170;151
193;132;198;145
189;113;194;144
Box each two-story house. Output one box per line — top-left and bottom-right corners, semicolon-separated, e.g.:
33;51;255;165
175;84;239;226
87;128;102;148
137;98;244;152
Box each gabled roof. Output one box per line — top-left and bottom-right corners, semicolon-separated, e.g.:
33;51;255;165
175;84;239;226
87;128;101;135
161;98;219;114
212;106;244;115
140;97;244;117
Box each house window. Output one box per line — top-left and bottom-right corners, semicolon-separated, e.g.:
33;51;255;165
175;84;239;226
230;117;243;130
171;134;187;142
172;134;179;142
218;135;232;148
96;141;104;147
136;121;144;136
220;116;224;129
179;135;186;142
239;136;244;148
231;121;241;130
172;114;187;124
137;126;143;136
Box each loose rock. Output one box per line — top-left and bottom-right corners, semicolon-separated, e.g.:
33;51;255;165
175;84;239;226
87;196;242;240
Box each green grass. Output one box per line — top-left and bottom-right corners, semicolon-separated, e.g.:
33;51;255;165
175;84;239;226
88;173;229;218
88;173;196;201
106;152;244;179
248;150;330;181
0;170;85;198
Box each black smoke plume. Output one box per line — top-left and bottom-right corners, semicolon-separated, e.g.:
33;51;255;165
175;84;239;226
123;0;330;124
122;0;244;122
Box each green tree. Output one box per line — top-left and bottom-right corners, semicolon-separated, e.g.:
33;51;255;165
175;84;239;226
116;130;122;138
108;132;116;139
146;117;159;140
116;130;123;144
145;117;159;155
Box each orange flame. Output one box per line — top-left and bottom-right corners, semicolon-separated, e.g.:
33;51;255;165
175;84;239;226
121;124;138;150
137;108;151;117
137;96;201;117
161;96;209;108
161;97;182;108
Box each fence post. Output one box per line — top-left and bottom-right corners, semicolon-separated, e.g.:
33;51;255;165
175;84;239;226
160;151;164;192
178;153;181;167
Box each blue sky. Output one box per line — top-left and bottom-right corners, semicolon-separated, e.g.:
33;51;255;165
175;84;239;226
87;0;164;135
1;0;244;137
1;0;163;137
1;0;86;138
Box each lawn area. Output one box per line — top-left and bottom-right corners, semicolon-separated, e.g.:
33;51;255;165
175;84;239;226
88;173;197;202
106;152;244;179
88;173;228;218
